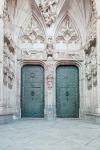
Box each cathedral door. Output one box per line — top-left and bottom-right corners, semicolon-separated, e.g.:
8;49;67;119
56;65;79;118
21;65;44;118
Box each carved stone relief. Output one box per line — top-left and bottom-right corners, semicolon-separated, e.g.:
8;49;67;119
3;0;12;40
85;55;92;89
47;74;54;89
46;58;54;89
3;36;15;89
86;0;97;43
46;37;54;57
3;51;8;86
39;0;58;26
18;17;45;44
56;15;81;45
84;38;97;89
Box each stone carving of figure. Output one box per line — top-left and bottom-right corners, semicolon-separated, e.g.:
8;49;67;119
3;41;15;89
46;37;53;57
8;58;15;89
85;57;92;89
47;74;53;89
85;55;92;80
90;46;97;76
39;0;58;26
90;46;97;86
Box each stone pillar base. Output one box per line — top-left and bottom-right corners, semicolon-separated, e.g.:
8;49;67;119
44;105;56;120
0;114;15;124
84;113;100;124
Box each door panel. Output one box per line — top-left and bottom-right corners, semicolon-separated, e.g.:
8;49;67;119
21;65;44;118
56;66;79;118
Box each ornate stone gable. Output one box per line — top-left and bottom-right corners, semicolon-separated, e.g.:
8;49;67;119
55;15;81;45
18;17;45;44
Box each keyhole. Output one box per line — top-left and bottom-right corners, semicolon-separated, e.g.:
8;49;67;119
66;91;69;102
66;91;69;97
31;91;34;96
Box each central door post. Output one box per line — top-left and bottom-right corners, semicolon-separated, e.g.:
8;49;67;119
45;59;56;120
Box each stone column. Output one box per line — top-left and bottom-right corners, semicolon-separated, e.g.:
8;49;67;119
96;0;100;114
15;59;22;118
45;57;56;120
0;1;4;113
79;62;86;118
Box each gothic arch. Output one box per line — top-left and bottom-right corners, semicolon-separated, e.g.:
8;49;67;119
54;14;82;45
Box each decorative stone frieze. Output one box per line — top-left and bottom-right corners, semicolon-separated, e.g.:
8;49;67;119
39;0;58;26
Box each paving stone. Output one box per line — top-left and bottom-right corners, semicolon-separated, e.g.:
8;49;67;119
0;119;100;150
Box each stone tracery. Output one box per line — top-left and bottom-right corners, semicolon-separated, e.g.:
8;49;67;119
18;17;45;44
56;15;81;44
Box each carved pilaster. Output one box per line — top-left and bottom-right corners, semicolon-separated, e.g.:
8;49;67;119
84;38;97;89
3;36;15;89
45;58;56;120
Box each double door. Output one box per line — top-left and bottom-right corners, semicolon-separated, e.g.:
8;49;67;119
21;65;79;118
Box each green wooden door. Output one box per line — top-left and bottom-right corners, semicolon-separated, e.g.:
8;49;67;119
21;65;44;118
56;65;79;118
